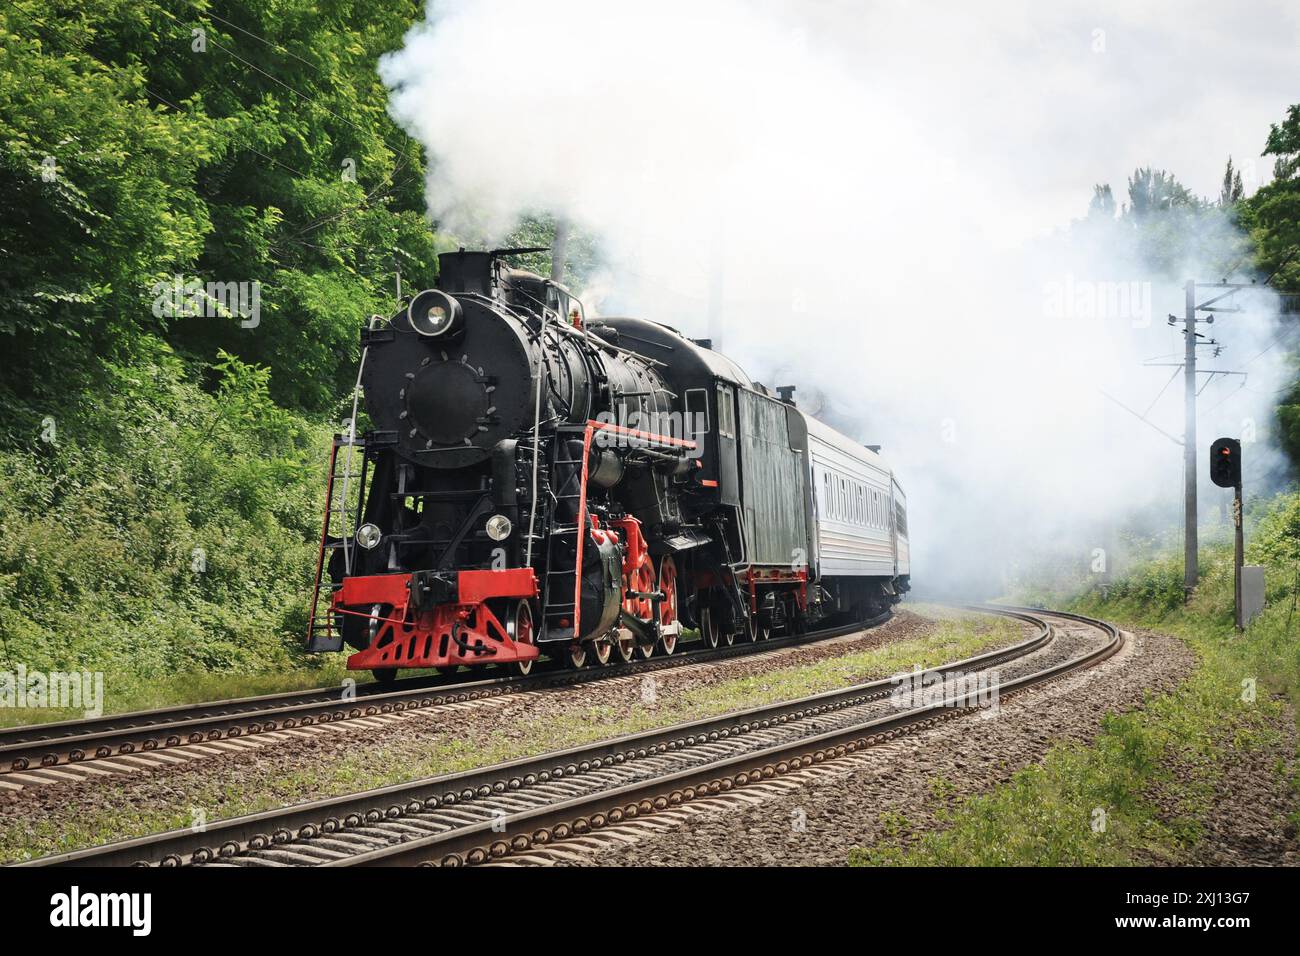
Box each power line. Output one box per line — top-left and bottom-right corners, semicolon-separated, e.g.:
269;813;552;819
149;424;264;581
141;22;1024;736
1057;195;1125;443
189;5;323;74
144;87;312;181
1101;389;1183;446
175;2;414;158
1203;381;1247;415
1143;365;1182;416
139;31;422;247
206;36;397;150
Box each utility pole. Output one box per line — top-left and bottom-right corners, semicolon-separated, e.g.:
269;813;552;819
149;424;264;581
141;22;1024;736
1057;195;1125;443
1183;279;1198;600
1172;278;1298;604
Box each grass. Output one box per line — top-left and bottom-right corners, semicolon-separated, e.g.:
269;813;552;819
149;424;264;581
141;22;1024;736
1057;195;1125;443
0;609;1024;863
0;661;363;729
850;525;1300;867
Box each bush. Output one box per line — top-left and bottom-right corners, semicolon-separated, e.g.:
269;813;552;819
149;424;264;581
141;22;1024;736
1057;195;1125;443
0;338;338;697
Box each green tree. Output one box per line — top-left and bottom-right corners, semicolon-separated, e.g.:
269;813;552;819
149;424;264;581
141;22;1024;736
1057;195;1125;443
153;0;439;410
1088;184;1116;219
1243;103;1300;470
0;0;440;424
0;0;220;425
1125;166;1197;219
1081;168;1244;279
1220;157;1244;207
1243;103;1300;292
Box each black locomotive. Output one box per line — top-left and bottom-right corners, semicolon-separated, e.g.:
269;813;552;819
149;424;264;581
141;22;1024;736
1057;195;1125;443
307;249;909;679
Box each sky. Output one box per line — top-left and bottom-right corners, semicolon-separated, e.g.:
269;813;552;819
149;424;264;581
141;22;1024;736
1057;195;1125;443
380;0;1299;596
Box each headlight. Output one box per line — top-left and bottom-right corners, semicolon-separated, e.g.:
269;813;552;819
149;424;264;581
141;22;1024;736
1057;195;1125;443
485;514;513;541
356;523;382;550
408;289;463;338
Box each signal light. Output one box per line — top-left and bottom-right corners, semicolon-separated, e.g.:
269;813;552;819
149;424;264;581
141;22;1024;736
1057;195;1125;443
1209;437;1241;488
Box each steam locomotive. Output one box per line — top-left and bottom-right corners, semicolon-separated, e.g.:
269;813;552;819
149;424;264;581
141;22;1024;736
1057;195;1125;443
306;249;910;680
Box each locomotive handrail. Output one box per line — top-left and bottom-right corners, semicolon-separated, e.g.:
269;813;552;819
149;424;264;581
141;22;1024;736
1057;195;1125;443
524;301;549;566
588;418;698;451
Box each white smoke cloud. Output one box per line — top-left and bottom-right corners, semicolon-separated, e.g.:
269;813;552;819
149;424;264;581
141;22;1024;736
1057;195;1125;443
380;0;1297;597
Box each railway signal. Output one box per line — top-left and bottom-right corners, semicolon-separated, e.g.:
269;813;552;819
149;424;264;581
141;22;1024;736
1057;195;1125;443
1210;437;1245;630
1210;437;1241;488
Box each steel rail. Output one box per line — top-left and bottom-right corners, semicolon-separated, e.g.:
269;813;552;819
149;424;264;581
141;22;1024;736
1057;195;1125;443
0;613;896;777
18;607;1059;868
361;613;1123;868
340;608;1122;867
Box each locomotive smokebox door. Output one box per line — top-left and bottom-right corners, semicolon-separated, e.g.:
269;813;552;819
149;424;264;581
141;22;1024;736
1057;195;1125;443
363;296;536;469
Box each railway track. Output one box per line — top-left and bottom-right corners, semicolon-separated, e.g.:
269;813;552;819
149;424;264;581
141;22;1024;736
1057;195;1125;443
17;605;1122;868
0;612;889;787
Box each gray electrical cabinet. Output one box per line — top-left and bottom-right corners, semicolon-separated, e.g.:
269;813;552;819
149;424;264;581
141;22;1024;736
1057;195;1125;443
1242;565;1265;626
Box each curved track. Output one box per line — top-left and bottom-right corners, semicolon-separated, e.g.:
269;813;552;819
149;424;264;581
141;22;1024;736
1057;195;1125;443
16;605;1122;868
0;613;889;783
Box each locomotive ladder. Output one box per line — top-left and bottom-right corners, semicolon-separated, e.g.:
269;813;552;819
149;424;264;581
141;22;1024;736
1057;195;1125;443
540;424;594;642
305;434;367;652
306;315;381;653
517;436;549;555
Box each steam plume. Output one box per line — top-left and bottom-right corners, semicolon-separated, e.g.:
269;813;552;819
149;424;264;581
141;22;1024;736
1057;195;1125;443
380;0;1297;597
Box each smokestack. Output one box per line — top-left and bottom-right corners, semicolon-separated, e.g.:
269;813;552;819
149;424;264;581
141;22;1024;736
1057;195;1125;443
550;218;569;283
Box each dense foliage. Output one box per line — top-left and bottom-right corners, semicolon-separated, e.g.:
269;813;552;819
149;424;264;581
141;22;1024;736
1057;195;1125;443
1241;105;1300;464
0;0;442;702
0;348;335;694
0;0;437;419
